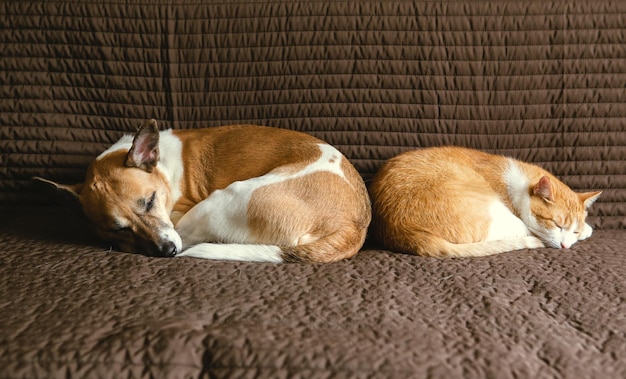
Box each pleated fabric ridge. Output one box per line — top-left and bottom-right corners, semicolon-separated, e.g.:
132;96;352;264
1;1;625;228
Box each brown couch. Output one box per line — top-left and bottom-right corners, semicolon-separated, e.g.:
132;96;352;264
1;1;625;378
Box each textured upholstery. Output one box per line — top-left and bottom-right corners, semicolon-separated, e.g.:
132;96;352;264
1;1;625;228
1;1;625;378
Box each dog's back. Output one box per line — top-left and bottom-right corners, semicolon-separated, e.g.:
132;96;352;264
172;125;372;263
37;121;371;263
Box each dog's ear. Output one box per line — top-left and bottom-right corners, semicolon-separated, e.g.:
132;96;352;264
126;119;160;173
32;177;83;214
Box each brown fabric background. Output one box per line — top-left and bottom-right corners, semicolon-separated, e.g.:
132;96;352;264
1;0;625;228
1;209;625;379
1;1;626;378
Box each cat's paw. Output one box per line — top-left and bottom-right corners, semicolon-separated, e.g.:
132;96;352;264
524;236;545;249
578;223;593;240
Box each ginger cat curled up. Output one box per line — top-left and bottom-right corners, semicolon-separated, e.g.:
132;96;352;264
369;146;602;258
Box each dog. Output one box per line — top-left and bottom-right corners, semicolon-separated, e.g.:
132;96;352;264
35;119;371;263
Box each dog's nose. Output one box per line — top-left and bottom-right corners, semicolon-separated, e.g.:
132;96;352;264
160;241;178;257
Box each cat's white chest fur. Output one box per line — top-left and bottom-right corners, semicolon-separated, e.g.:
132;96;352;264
503;160;537;227
485;201;531;241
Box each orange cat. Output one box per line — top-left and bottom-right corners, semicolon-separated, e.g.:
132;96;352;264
369;146;602;258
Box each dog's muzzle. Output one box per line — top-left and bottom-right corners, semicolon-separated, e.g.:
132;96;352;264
159;240;179;257
154;227;183;257
115;225;183;258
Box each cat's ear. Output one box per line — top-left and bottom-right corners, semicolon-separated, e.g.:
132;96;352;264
533;176;554;203
579;191;602;208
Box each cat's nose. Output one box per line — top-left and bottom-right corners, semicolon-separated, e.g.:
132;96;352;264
561;242;570;249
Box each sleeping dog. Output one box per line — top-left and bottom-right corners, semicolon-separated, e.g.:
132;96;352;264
36;119;371;263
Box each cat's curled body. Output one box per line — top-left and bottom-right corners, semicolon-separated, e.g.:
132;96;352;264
369;146;602;258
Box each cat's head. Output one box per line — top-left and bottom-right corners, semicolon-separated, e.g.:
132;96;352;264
528;176;601;249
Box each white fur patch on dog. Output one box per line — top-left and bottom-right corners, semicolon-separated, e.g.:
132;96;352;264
97;130;185;204
174;143;348;259
178;243;283;263
97;135;133;160
156;131;184;204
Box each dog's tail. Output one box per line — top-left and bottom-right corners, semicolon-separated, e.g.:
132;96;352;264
177;226;367;264
278;226;367;263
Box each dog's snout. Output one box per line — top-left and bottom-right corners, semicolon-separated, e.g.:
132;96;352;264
160;241;178;257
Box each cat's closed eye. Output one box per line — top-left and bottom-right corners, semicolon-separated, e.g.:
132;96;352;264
543;218;561;229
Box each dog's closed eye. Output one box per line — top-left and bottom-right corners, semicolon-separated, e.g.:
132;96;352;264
137;192;157;213
146;192;156;212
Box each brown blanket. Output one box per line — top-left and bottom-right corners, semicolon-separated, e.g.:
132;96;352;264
1;210;625;378
1;0;625;378
1;1;625;229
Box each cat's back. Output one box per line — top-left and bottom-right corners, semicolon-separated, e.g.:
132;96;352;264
380;145;504;169
369;146;601;257
371;146;506;190
369;146;512;255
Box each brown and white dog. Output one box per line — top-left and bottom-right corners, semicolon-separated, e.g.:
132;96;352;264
35;119;371;263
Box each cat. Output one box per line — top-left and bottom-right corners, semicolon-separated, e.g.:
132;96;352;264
369;146;602;258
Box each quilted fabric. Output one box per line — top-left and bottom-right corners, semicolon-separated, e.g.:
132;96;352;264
1;209;625;378
1;1;626;378
1;0;625;228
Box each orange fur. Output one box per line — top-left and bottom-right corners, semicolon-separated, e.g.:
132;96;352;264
172;126;323;214
171;125;370;262
39;122;371;262
76;150;176;253
369;146;601;258
249;168;370;263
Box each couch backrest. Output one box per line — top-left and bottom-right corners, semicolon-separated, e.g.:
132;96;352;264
1;1;625;229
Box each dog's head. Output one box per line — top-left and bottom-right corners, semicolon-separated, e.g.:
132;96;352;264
35;120;182;257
